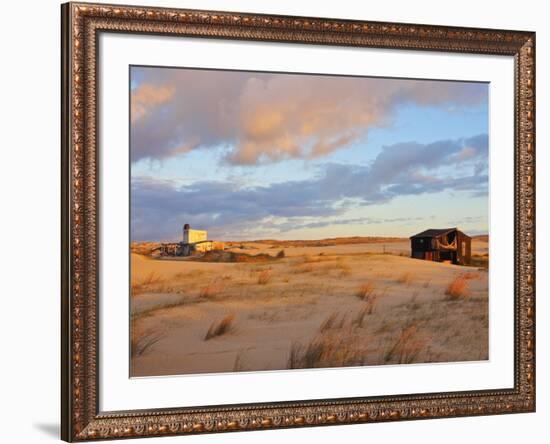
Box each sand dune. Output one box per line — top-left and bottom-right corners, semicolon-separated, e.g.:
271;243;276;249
130;239;488;377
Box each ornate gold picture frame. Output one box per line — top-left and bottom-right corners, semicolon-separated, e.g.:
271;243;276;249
61;2;535;441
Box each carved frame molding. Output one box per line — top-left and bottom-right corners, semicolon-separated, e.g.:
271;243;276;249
61;2;535;441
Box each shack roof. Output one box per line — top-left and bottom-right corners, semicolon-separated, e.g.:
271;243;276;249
410;228;459;239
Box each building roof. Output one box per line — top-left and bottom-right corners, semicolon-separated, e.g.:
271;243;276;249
410;228;457;239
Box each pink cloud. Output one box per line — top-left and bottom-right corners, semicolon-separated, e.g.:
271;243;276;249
131;84;174;122
130;67;487;165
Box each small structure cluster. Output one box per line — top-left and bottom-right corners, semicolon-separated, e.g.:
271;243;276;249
159;224;224;257
410;228;471;265
179;224;221;256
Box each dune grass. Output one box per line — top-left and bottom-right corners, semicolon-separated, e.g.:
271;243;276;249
131;271;165;296
204;314;236;340
355;282;376;301
257;269;273;285
445;275;470;300
131;328;165;357
199;280;226;298
319;311;347;332
383;323;426;364
352;305;371;328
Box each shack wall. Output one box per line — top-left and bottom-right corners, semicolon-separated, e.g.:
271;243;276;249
184;229;208;244
456;232;472;265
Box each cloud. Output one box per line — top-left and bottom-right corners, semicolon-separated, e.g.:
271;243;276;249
273;215;427;233
131;84;174;122
446;215;485;225
130;67;487;165
131;134;488;241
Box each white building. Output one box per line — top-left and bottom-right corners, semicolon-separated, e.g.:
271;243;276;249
183;224;208;244
179;224;221;256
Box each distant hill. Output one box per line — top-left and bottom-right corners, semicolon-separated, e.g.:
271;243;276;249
226;236;406;248
472;234;489;242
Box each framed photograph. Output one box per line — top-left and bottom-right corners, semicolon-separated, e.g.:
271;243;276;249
61;2;536;441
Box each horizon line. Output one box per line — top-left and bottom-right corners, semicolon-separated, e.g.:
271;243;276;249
131;232;490;244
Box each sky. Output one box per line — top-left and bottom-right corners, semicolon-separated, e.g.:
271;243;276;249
130;66;489;242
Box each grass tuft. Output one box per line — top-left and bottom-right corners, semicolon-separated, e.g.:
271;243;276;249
356;282;376;300
355;282;380;314
288;334;365;369
384;323;426;364
131;271;165;296
199;280;225;298
445;275;470;300
131;328;165;357
352;305;371;328
319;311;347;332
396;272;413;285
204;314;236;340
131;297;188;321
257;269;273;285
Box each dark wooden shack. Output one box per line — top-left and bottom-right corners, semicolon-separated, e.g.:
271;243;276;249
410;228;471;265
